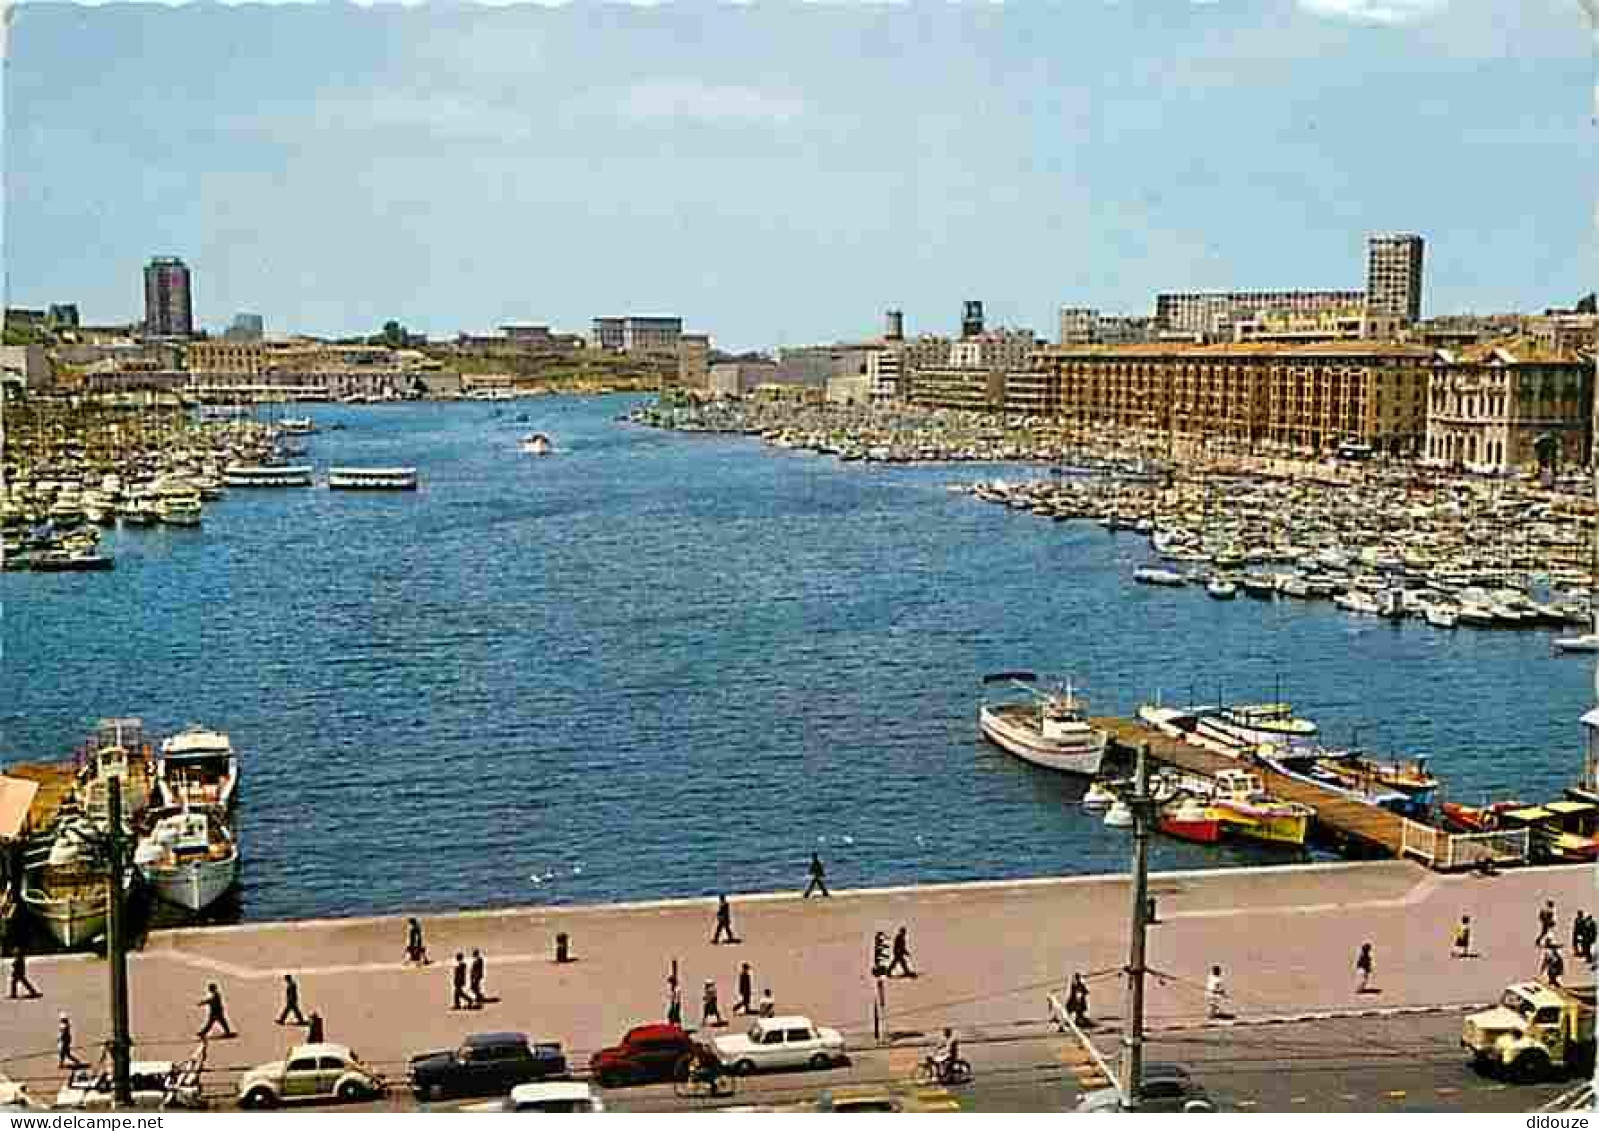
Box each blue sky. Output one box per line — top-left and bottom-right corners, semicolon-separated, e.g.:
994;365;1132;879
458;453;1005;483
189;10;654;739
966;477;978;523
3;0;1593;349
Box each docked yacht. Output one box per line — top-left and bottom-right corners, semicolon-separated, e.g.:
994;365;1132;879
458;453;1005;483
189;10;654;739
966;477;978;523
157;727;239;811
979;672;1108;776
1133;567;1187;587
154;478;203;526
1196;703;1318;751
279;417;318;435
134;809;239;913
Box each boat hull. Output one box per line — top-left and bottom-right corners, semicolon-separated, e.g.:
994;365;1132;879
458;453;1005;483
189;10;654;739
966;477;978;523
979;706;1106;776
23;885;108;949
1158;812;1223;844
1213;806;1310;847
141;854;238;913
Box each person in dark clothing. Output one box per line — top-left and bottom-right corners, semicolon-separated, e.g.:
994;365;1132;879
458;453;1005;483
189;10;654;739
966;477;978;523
197;983;233;1038
451;953;472;1010
306;1012;325;1044
1537;900;1558;947
735;963;754;1014
701;980;727;1027
1066;973;1091;1027
1541;942;1565;987
405;918;430;966
9;950;40;999
1355;943;1375;993
667;983;683;1027
469;949;487;1007
58;1014;81;1069
711;895;738;944
886;926;915;978
804;853;831;899
276;974;307;1026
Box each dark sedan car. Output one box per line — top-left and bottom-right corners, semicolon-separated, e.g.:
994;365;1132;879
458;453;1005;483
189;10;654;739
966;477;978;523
409;1032;567;1101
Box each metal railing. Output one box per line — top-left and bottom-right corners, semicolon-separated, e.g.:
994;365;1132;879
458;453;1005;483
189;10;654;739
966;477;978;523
1400;820;1530;870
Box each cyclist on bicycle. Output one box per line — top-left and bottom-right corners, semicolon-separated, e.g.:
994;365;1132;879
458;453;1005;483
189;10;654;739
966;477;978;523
932;1027;961;1083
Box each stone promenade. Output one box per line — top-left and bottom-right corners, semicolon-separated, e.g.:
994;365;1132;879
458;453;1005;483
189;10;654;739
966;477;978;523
2;860;1593;1091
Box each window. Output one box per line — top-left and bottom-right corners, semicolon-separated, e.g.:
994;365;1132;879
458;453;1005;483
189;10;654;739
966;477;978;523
785;1029;814;1043
762;1030;785;1045
317;1057;346;1071
288;1058;318;1073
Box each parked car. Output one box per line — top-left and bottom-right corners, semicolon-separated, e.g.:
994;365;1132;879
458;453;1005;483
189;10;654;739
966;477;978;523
504;1081;606;1112
590;1024;703;1088
410;1032;568;1101
712;1015;846;1075
237;1043;385;1109
56;1063;176;1111
1076;1063;1215;1113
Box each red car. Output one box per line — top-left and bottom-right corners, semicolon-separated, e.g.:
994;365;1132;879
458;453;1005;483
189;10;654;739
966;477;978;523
589;1024;705;1089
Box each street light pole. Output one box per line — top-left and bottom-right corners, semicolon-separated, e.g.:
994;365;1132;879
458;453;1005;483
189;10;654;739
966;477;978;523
1119;743;1152;1110
105;777;133;1107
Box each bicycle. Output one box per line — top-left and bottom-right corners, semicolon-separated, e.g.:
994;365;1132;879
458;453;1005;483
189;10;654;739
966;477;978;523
673;1053;737;1100
915;1055;973;1087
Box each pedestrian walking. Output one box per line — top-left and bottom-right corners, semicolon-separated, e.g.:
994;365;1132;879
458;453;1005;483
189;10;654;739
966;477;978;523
667;982;683;1027
701;979;727;1028
57;1013;81;1069
276;973;307;1026
735;962;754;1014
804;852;831;898
711;894;738;945
9;949;40;999
1452;915;1473;959
1572;911;1592;961
1583;913;1598;964
886;926;915;978
197;983;234;1039
1537;900;1558;947
451;952;472;1011
1205;965;1227;1020
405;918;430;966
1355;942;1375;994
1541;942;1565;987
469;949;487;1008
1065;973;1090;1027
306;1012;325;1044
758;987;775;1017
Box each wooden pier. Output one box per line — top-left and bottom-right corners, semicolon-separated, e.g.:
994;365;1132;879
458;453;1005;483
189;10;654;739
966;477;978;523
1093;717;1409;858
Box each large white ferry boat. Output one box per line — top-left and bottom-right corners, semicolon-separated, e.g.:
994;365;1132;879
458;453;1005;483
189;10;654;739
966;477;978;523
328;466;419;491
224;464;313;488
979;672;1108;776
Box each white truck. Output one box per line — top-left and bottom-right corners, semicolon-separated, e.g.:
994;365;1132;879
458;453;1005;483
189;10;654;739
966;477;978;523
1462;982;1595;1083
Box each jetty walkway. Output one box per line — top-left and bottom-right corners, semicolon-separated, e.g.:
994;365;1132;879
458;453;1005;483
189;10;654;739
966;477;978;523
1094;718;1407;857
1;861;1592;1095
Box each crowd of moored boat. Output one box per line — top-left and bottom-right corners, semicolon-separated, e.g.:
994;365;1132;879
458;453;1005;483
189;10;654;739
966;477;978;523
978;674;1599;863
961;472;1599;650
21;718;242;949
2;413;424;573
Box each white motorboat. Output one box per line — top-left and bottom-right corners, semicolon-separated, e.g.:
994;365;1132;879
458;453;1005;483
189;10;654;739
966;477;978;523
1081;781;1118;810
1133;567;1187;588
134;809;239;913
1102;800;1134;828
1333;590;1380;616
328;466;419;491
157;727;239;811
520;433;553;456
1196;702;1318;751
1424;604;1459;629
979;672;1108;776
279;417;318;435
1206;577;1238;600
1554;633;1599;654
153;478;203;526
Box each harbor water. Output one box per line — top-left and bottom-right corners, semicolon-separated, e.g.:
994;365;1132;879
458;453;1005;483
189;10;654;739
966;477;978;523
2;396;1590;921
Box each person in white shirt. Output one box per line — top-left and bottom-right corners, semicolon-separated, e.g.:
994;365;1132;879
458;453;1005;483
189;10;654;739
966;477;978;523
1205;965;1227;1019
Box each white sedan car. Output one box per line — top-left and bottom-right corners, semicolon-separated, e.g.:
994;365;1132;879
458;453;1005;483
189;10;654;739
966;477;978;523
712;1015;846;1075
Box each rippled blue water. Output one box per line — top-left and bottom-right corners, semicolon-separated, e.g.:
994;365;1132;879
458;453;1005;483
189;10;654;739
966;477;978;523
3;396;1592;921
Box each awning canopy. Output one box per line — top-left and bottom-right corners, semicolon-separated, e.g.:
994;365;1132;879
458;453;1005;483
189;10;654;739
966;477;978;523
0;776;41;840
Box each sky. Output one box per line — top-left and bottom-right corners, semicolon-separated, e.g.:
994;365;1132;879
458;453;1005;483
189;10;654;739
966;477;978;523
2;0;1594;350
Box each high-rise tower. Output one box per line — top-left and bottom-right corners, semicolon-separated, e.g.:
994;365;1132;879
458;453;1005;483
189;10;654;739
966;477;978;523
143;257;193;337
